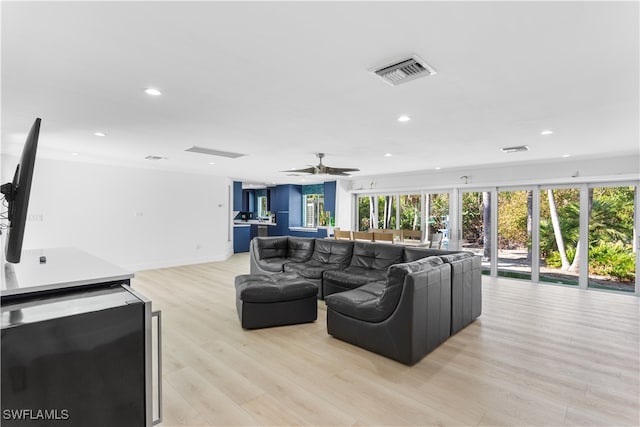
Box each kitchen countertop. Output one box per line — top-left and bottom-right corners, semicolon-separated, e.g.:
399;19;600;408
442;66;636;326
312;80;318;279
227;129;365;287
234;220;277;226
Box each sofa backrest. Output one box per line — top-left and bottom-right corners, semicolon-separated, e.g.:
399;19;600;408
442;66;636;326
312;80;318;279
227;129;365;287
376;256;445;318
437;252;473;263
255;236;289;259
350;241;405;271
387;256;445;287
403;247;458;263
311;239;354;265
287;237;315;261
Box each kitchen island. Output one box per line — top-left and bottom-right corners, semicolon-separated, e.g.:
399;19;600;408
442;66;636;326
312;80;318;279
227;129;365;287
233;220;277;253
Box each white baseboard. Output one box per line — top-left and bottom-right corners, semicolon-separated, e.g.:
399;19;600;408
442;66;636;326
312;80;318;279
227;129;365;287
128;250;234;273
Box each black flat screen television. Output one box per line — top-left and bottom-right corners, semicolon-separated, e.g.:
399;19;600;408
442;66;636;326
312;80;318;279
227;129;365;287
1;118;41;263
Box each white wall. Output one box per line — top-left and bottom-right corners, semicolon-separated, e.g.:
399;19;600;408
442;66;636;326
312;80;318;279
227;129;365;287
1;155;233;271
341;154;640;230
349;154;640;194
334;178;352;230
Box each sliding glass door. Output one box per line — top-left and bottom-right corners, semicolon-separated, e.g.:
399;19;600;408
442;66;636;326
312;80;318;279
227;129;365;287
425;192;450;248
377;195;397;229
356;195;373;231
461;191;492;273
539;187;580;286
355;182;638;295
587;185;636;293
497;189;532;280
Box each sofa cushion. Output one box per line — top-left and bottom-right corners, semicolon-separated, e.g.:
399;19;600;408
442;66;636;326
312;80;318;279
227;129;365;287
284;260;342;279
287;236;316;261
349;241;405;270
324;281;389;322
256;236;289;259
287;237;315;261
310;239;354;265
235;273;317;303
257;257;290;272
323;267;387;289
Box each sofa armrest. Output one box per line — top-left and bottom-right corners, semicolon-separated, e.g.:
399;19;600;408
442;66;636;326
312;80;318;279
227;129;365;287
439;254;482;334
250;238;287;274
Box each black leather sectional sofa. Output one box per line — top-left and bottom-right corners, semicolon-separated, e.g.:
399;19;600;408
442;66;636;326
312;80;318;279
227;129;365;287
248;236;482;365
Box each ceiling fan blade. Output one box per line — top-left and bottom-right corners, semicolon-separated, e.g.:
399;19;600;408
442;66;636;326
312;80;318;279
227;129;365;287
283;167;316;174
281;154;359;176
325;166;360;174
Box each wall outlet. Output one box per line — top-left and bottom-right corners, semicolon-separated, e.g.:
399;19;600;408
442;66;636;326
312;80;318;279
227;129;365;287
27;213;44;222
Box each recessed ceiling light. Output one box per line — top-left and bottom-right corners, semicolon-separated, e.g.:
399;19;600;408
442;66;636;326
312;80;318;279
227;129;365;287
435;167;441;170
71;152;79;156
540;130;553;135
397;115;411;122
384;153;392;157
561;154;571;158
209;162;216;165
93;132;106;137
144;88;162;96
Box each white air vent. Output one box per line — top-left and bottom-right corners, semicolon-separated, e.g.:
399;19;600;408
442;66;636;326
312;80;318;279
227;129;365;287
145;155;167;160
501;145;530;153
372;54;437;86
185;146;245;158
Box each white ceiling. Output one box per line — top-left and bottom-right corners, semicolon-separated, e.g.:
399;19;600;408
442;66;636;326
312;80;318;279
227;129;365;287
2;1;638;186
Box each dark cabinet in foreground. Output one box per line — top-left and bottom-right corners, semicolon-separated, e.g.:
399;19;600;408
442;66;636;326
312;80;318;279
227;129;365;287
1;248;161;427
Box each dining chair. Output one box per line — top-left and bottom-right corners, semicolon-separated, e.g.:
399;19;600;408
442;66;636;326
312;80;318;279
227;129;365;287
427;233;443;249
352;231;374;241
334;229;352;240
401;229;422;244
373;232;394;243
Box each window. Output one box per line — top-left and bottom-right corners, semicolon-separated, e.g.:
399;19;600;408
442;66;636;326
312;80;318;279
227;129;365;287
303;194;324;227
257;196;268;218
255;189;268;218
302;184;325;228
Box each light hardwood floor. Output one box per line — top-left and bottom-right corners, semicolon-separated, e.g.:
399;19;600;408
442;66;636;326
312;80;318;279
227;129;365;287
133;253;639;427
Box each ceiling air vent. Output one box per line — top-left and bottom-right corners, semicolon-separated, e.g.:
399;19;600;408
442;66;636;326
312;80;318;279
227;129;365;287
372;54;437;86
185;146;245;158
501;145;530;153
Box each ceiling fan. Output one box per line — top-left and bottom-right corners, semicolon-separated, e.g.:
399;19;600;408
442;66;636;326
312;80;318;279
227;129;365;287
285;153;360;176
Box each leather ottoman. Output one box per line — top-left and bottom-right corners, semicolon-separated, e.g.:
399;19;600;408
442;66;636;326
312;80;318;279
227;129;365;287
234;273;318;329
